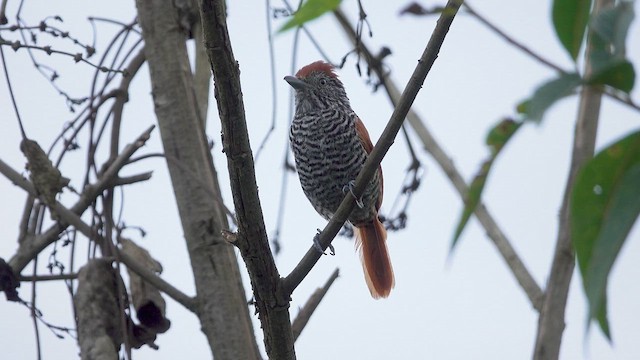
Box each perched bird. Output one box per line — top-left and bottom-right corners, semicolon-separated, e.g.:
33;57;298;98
285;61;394;299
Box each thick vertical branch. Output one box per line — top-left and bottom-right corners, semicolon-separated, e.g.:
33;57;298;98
198;0;296;359
532;0;610;358
135;1;259;359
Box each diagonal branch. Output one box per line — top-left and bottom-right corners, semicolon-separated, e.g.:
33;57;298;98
333;7;544;310
282;0;465;296
291;268;340;342
4;125;155;273
0;153;196;311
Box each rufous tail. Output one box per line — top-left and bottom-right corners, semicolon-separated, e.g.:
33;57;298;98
355;217;394;299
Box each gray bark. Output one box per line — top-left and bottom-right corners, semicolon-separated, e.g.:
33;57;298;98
75;259;122;360
135;0;260;358
532;0;610;358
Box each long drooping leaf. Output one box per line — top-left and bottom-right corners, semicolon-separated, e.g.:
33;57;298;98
589;1;635;59
587;2;636;93
552;0;593;60
279;0;342;32
451;119;522;249
571;129;640;339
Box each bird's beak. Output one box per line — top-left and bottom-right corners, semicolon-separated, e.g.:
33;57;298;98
284;76;308;90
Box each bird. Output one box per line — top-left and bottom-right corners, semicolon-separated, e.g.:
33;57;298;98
285;60;394;299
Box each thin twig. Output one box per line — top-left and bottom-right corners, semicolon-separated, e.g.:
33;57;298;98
19;273;79;281
281;0;334;63
0;39;126;75
462;3;565;74
272;16;304;256
254;0;279;162
291;268;339;341
111;172;153;186
110;48;146;157
462;2;639;113
0;44;27;138
30;259;42;360
283;0;465;295
604;88;640;112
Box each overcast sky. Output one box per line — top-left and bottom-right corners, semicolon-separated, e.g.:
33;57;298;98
1;0;639;359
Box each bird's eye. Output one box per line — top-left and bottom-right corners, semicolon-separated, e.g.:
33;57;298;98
319;78;327;85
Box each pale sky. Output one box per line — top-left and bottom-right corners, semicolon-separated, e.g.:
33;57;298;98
1;0;639;359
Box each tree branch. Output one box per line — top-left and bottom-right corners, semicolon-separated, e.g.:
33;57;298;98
291;268;340;342
112;172;153;186
282;0;465;296
4;125;155;273
462;2;639;112
333;7;544;310
0;152;197;311
462;3;565;74
532;0;610;358
199;0;293;359
136;0;260;357
18;273;79;281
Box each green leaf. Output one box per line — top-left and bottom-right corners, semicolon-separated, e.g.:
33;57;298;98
588;60;635;93
451;119;522;249
553;0;593;60
586;2;636;93
278;0;342;33
571;129;640;339
589;1;635;59
521;73;583;122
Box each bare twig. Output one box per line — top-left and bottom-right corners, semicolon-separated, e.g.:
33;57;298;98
333;7;544;310
0;44;27;138
254;0;279;162
19;273;79;281
110;48;146;157
281;0;334;63
461;2;639;113
604;88;640;112
0;38;126;75
532;0;609;358
291;268;339;341
111;172;153;187
30;260;42;360
271;22;304;256
283;0;465;296
462;3;565;74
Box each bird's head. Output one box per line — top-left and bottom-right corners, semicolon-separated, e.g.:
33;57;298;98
285;61;350;113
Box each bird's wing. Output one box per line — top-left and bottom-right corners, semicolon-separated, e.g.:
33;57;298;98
355;115;384;210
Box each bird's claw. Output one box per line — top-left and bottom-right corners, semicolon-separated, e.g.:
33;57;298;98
342;180;364;209
313;229;335;256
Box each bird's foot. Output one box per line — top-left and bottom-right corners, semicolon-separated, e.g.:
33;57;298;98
342;180;364;208
313;229;335;256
